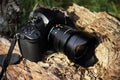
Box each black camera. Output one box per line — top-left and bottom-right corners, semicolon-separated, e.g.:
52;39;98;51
17;8;98;67
0;7;99;79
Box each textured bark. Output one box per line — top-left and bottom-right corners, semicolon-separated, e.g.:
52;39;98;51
0;4;120;80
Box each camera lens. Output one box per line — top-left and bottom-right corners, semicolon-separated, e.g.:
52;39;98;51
48;25;98;66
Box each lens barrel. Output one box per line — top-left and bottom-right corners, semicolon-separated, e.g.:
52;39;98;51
48;25;98;66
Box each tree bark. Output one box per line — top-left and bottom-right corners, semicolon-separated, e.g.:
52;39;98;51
0;3;120;80
0;0;21;37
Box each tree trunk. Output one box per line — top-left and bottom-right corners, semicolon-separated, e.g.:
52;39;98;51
0;4;120;80
0;0;21;37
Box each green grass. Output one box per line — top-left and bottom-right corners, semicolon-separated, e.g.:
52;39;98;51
21;0;120;23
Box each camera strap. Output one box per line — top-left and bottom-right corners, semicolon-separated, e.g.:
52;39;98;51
0;35;20;79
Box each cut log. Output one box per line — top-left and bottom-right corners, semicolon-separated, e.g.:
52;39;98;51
0;4;120;80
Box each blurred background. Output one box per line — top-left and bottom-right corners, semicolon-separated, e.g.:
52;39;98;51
0;0;120;37
21;0;120;21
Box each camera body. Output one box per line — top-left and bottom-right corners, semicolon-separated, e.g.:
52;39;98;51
18;8;98;67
